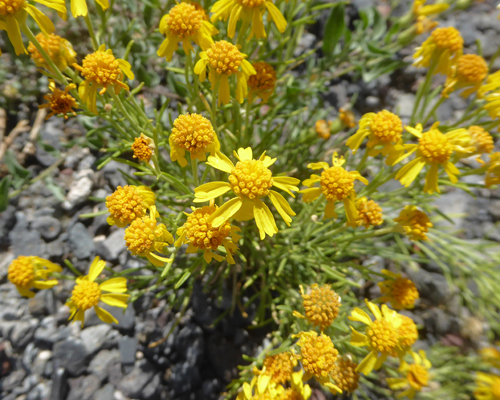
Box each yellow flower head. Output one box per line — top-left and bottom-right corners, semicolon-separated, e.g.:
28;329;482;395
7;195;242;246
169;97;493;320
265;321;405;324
355;197;383;229
394;123;472;194
412;0;449;34
330;355;360;393
0;0;66;56
413;26;463;75
210;0;286;40
253;352;295;387
339;108;356;129
248;61;277;103
280;370;312;400
106;185;156;228
237;377;284;400
157;2;217;62
74;44;134;114
132;133;155;163
396;314;419;351
66;256;129;328
349;300;409;375
378;269;419;310
293;331;341;394
194;40;256;105
315;120;331;140
300;153;368;225
175;204;241;264
194;147;299;240
394;205;433;241
124;206;174;267
480;347;500;370
8;255;62;298
292;284;341;331
70;0;108;18
442;54;488;98
169;113;220;167
387;350;431;400
475;373;500;400
456;125;494;161
38;82;78;120
347;110;404;165
485;153;500;188
28;32;76;72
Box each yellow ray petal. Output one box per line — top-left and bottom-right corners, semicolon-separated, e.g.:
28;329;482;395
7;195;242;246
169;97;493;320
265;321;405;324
207;197;243;227
194;181;232;202
207;151;235;173
100;293;130;308
95;305;118;325
88;256;106;282
99;277;128;293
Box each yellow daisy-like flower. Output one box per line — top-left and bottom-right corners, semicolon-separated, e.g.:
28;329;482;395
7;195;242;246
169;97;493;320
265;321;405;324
8;256;62;298
413;26;463;75
131;133;155;163
456;125;494;161
106;185;156;228
74;44;134;115
378;269;419;310
330;355;360;393
175;204;241;264
70;0;108;17
251;352;296;395
485;153;500;188
248;61;277;104
194;147;300;240
194;40;256;105
210;0;286;40
157;2;217;62
346;110;405;165
292;284;341;331
480;347;500;370
411;0;449;35
475;373;500;400
124;206;174;267
315;120;331;140
300;152;368;225
339;108;356;129
355;197;383;229
292;331;342;394
387;350;432;399
394;205;433;241
66;256;129;328
38;82;78;120
442;54;488;98
397;315;418;351
0;0;66;55
280;370;312;400
169;113;220;168
478;70;500;99
348;300;409;375
237;377;284;400
393;123;472;194
28;32;76;72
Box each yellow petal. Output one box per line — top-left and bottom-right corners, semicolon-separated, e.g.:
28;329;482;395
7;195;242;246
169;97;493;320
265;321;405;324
88;256;106;282
349;308;372;325
117;59;134;80
219;75;230;105
324;201;337;219
71;0;88;17
365;299;382;320
307;161;329;170
95;0;109;10
26;4;55;35
253;198;278;239
5;15;25;55
235;147;253;161
300;187;322;203
396;158;426;187
207;197;243;227
94;306;118;325
268;190;295;226
356;351;378;375
423;163;440;194
207;151;235;173
99;277;128;293
265;1;287;33
273;176;300;196
227;3;242;38
349;326;369;346
100;293;130;308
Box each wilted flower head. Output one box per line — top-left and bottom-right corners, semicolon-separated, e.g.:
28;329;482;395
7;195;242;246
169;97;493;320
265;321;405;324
106;185;156;228
330;355;360;393
39;82;78;120
315;120;331;140
339;108;356;129
293;284;341;331
442;54;488;98
8;256;62;298
378;269;419;310
132;133;155;163
387;350;431;399
248;61;277;103
28;33;76;72
355;197;383;229
394;205;433;241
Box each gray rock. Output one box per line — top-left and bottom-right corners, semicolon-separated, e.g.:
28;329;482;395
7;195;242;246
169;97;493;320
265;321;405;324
40;120;64;149
10;229;45;258
406;267;449;305
94;384;115;400
53;338;89;376
22;343;39;369
0;251;15;281
80;324;112;355
1;368;27;392
36;147;57;167
395;93;415;121
95;228;126;262
45;238;67;259
88;349;120;382
34;316;73;346
483;222;500;242
78;154;96;171
488;200;500;221
119;336;137;368
483;29;500;58
28;289;57;317
207;331;242;381
103;161;129;189
26;381;51;400
9;318;38;350
67;375;100;400
118;359;158;399
0;205;16;248
32;216;61;241
67;222;95;260
50;367;68;400
62;169;94;211
365;96;380;108
32;350;52;377
168;360;201;396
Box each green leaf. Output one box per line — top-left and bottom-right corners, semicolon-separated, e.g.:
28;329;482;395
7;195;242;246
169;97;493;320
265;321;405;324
0;175;12;212
323;4;345;56
4;150;30;180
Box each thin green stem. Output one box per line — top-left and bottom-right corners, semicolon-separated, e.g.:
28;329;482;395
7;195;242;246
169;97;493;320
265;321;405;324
84;14;99;51
243;98;252;146
191;158;199;187
411;58;438;125
422;97;444;125
110;91;142;133
185;51;194;113
211;81;221;133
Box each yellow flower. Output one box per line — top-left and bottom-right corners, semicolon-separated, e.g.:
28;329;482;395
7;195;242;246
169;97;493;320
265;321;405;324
475;373;500;400
280;370;312;400
194;40;256;105
378;269;419;310
397;315;418;351
292;284;341;331
0;0;66;55
248;61;277;103
485;153;500;188
387;350;432;399
237;374;285;400
175;204;241;264
394;205;433;241
393;123;471;194
315;120;331;140
28;32;76;72
292;331;341;394
412;0;449;34
339;108;356;129
413;26;463;75
106;185;156;228
455;125;494;161
210;0;286;40
157;2;217;62
355;197;383;229
74;44;134;114
348;300;409;375
8;255;62;298
131;133;155;163
38;82;78;120
66;256;129;328
169;113;220;167
346;110;405;165
442;54;488;98
478;70;500;98
330;355;360;393
252;352;295;396
194;147;300;240
124;206;174;267
70;0;108;17
480;347;500;369
300;152;368;225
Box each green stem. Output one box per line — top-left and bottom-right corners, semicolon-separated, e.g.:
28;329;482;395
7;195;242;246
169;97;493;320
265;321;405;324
211;81;221;133
191;158;199;187
110;91;142;133
357;151;370;172
243;98;252;146
411;58;438;125
84;14;99;51
185;51;193;113
421;97;444;125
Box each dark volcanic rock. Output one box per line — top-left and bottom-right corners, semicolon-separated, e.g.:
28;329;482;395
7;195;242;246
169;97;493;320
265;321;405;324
53;338;89;376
